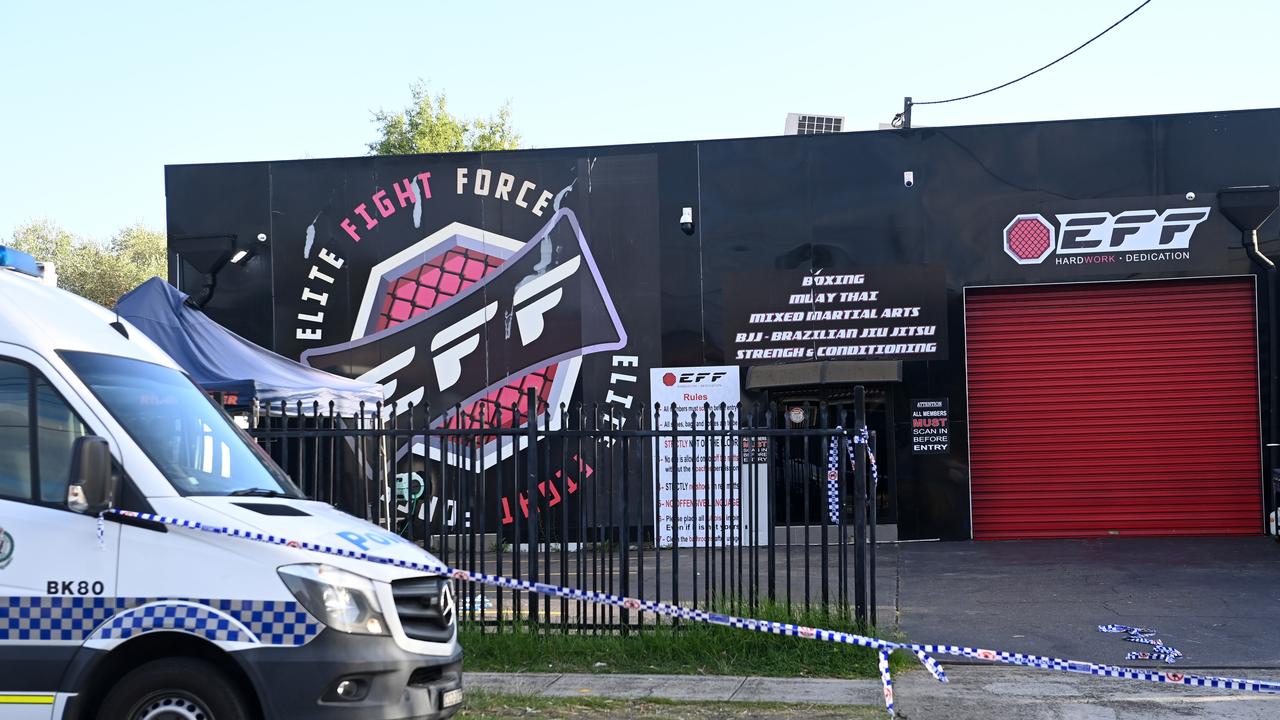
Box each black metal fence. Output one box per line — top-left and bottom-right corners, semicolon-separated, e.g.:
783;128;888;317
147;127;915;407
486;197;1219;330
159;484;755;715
243;386;879;632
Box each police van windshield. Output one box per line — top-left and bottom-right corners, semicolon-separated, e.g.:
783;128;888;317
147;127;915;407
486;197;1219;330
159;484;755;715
60;351;301;498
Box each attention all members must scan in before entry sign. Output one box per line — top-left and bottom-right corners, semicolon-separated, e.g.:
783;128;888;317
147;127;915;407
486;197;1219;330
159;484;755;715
911;398;949;454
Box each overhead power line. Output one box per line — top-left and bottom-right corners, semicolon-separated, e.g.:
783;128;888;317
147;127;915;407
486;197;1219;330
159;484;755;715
893;0;1154;127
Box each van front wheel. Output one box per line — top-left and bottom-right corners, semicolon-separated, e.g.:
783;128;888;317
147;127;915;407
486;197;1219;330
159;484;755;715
98;657;253;720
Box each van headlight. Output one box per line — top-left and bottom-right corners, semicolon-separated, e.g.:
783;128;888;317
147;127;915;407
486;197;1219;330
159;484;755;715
278;564;388;635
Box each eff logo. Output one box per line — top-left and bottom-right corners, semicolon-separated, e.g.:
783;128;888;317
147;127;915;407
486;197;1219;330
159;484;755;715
1003;208;1211;265
669;371;727;385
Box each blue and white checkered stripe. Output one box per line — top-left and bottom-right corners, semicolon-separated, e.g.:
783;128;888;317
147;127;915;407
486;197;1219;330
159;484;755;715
1098;623;1183;663
0;596;124;642
878;649;894;715
93;601;254;644
1;594;319;646
854;427;878;491
826;437;841;524
105;509;1280;717
203;598;320;646
904;642;1277;692
827;428;879;526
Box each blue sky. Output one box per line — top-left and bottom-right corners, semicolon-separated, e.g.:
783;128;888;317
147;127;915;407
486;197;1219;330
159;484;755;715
2;0;1278;240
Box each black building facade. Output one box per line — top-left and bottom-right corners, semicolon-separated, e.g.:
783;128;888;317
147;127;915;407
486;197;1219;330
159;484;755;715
166;108;1280;541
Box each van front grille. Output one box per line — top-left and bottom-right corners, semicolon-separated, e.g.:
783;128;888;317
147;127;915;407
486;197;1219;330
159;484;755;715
391;576;455;643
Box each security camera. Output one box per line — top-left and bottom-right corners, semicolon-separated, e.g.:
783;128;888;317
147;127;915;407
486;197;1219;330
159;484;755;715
680;207;695;236
1185;191;1196;201
256;233;268;243
903;171;915;189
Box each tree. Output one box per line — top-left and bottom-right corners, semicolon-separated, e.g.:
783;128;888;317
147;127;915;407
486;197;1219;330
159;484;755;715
9;219;74;262
8;221;166;308
108;224;167;282
368;82;521;155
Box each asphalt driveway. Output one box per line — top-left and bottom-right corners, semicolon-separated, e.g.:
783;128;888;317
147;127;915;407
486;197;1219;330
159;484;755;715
887;535;1280;669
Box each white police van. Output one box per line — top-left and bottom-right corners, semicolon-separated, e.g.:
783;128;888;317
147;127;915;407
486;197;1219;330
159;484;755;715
0;246;462;719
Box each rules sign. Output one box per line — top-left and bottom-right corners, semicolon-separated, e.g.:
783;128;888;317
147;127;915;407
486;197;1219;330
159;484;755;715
649;366;769;549
911;398;949;454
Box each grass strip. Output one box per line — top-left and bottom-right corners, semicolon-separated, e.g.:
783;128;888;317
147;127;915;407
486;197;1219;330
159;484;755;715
460;603;904;679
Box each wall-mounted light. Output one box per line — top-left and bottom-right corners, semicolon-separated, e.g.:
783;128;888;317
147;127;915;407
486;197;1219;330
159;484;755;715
228;233;269;266
170;230;268;308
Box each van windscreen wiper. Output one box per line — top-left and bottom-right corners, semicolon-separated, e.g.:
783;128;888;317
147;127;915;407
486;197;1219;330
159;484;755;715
228;488;286;498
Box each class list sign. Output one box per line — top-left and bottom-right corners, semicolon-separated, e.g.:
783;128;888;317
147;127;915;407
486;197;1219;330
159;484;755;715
724;267;948;363
650;366;769;548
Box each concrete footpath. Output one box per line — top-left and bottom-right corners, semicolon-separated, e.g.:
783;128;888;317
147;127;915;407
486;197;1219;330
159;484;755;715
465;667;1280;719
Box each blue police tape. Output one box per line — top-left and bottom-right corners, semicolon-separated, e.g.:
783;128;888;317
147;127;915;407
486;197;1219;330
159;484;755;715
104;510;1280;716
877;648;895;714
826;427;878;525
859;427;879;493
826;438;842;524
1099;624;1183;663
1099;624;1157;637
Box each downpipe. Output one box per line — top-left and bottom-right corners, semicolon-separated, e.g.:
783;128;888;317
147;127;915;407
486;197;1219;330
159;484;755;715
1242;229;1277;438
1243;232;1279;536
1219;186;1280;536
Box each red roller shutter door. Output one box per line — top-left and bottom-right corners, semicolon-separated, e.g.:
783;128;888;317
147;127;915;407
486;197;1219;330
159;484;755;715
966;278;1262;540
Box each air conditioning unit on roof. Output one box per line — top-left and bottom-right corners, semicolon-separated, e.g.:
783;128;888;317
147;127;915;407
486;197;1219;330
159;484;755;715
784;113;844;135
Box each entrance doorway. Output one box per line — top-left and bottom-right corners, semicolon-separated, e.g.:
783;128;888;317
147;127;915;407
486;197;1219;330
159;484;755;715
768;385;897;525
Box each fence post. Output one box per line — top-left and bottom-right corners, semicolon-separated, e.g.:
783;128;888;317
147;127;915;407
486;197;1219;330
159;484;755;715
765;402;776;605
837;429;849;612
819;403;830;614
868;429;878;630
620;428;632;632
525;388;539;626
378;403;391;531
666;403;678;624
559;404;571;634
853;385;868;629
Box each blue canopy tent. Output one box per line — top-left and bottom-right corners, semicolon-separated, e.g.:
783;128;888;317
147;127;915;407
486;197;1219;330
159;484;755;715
116;278;383;416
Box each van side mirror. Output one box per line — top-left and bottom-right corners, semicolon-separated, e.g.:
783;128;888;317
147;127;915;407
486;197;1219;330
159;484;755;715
67;436;117;514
